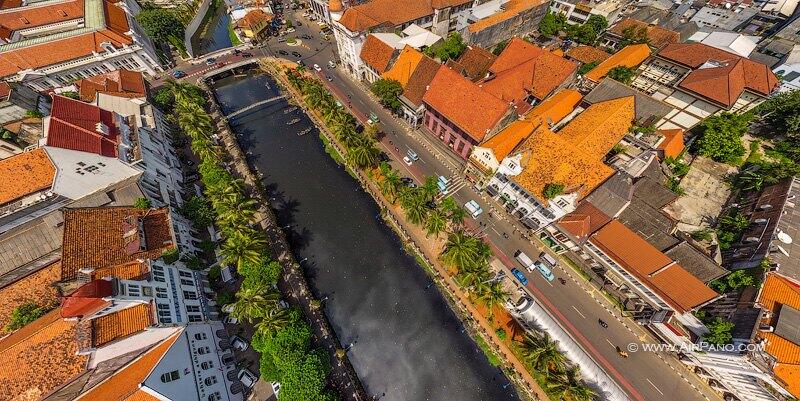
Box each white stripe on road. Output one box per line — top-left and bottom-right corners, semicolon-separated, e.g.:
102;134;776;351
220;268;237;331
571;305;586;319
647;379;664;396
606;338;616;348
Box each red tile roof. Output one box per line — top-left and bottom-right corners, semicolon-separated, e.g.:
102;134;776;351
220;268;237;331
338;0;471;32
558;201;611;241
92;303;153;346
467;0;545;33
0;0;85;39
61;207;175;281
566;45;611;65
423;66;510;142
657;128;684;159
657;43;779;107
237;9;273;29
590;220;718;312
608;18;680;49
360;34;396;74
60;279;114;318
449;45;496;81
585;44;650;82
0;261;61;330
401;54;441;107
46;95;120;157
74;69;147;103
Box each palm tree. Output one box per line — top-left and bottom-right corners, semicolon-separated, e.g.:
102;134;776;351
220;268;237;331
420;176;439;202
230;287;281;323
191;136;219;162
517;332;566;374
205;180;245;205
177;103;212;136
400;190;429;225
441;230;480;270
348;137;380;168
440;197;466;228
425;207;447;237
547;366;597;401
378;164;403;203
475;281;509;321
456;266;489;290
221;231;267;272
253;307;291;335
166;79;204;106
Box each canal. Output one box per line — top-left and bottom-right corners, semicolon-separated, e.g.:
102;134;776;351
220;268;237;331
194;2;233;55
212;73;520;401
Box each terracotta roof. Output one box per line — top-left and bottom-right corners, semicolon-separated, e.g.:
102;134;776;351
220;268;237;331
585;43;650;82
0;0;22;9
608;18;680;49
512;97;634;201
401;54;440;106
0;309;88;401
0;148;55;206
0;0;85;38
423;66;510;142
566;45;611;65
382;45;424;87
360;34;397;74
76;332;180;401
74;69;147;103
467;0;545;33
92;303;153;346
483;38;577;103
558;201;611;241
481;89;582;160
755;274;800;397
46;95;120;157
449;45;496;81
590;220;718;313
61;279;114;318
657;128;684;159
338;0;470;32
236;9;273;29
0;261;61;330
61;207;175;281
657;43;778;106
91;261;149;280
0;81;9;98
329;0;343;12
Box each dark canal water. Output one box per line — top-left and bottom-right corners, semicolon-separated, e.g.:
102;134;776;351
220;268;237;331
212;73;520;401
195;4;233;55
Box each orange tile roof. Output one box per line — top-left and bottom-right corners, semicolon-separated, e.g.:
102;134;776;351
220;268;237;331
61;207;175;281
558;201;611;241
774;363;800;398
92;261;149;280
590;220;718;312
566;45;611;65
237;9;273;29
401;54;440;107
381;45;423;87
338;0;470;32
92;303;153;346
0;148;55;206
360;34;396;74
0;309;88;401
657;128;684;159
0;261;61;330
585;43;650;82
74;69;147;102
76;332;180;401
0;0;85;38
423;66;510;142
481;89;582;160
467;0;545;33
758;274;800;397
608;18;680;49
657;43;778;107
512;96;633;202
449;45;495;81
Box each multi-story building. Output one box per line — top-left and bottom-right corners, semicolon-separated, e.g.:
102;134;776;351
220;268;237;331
0;0;162;91
774;44;800;93
459;0;549;48
549;0;628;25
0;81;40;157
379;45;441;127
631;43;779;130
689;6;758;32
599;18;680;51
484;96;634;229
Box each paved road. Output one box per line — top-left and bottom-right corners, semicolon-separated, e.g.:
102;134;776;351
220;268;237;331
161;11;723;401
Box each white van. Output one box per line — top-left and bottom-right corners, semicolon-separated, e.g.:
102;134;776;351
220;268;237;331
539;252;558;267
514;250;535;272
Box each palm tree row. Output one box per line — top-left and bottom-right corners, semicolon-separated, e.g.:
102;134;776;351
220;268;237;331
230;285;291;335
515;332;597;401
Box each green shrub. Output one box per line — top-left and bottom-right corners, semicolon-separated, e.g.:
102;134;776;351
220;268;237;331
5;302;48;332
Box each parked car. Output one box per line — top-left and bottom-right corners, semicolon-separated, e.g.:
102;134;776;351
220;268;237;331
171;70;187;78
511;268;529;286
514;250;535;273
205;57;216;65
300;34;312;39
233;49;242;54
326;75;333;81
241;52;253;58
402;156;412;166
515;297;533;312
539;252;558;267
278;50;289;55
231;335;249;351
377;152;390;162
285;27;295;33
313;63;322;71
400;177;414;185
406;149;419;161
533;261;555;282
464;200;483;219
238;368;258;388
291;51;302;57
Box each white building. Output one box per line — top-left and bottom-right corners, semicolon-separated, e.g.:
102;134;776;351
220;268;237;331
774;44;800;92
688;31;759;57
0;0;163;91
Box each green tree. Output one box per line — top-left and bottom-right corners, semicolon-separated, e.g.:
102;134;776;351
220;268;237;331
441;230;490;271
152;88;176;112
5;302;49;332
586;14;609;33
254;307;292;335
695;113;749;164
704;317;734;346
543;183;565;199
240;257;283;290
577;60;600;75
371;78;404;112
475;281;509;321
136;8;184;44
60;91;80;100
230;286;281;323
134;197;152;209
440;196;466;228
348;137;380;168
517;332;566;373
378;163;403;203
221;230;267;272
709;270;755;293
179;196;215;228
538;11;565;37
161;248;179;264
607;66;635;84
492;40;508;55
425;32;467;62
425;207;447;237
400;189;429;224
547;366;597;401
619;25;649;48
26;109;43;118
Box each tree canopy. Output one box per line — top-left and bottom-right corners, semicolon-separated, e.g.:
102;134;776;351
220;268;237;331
371;78;404;112
424;32;467;62
704;318;734;346
565;15;608;44
136;9;184;45
538;11;566;37
694;113;748;164
607;66;635;84
543;183;565;199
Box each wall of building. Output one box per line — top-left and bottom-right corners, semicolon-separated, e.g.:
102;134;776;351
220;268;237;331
422;108;476;159
462;2;548;49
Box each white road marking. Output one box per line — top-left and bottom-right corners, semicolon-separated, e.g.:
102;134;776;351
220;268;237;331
606;338;616;348
571;305;586;319
647;379;664;396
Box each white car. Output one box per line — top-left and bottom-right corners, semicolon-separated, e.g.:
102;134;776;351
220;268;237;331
313;63;322;71
403;156;412;166
272;382;282;396
238;368;258;388
223;315;238;325
231;335;249;351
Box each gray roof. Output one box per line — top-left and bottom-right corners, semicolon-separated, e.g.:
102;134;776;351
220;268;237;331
583;78;674;126
585;171;633;218
618;196;679;251
665;241;727;282
776;305;800;346
633;175;678;209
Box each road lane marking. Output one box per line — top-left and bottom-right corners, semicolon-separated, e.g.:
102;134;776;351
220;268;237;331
571;306;586;319
647;379;664;396
606;338;615;348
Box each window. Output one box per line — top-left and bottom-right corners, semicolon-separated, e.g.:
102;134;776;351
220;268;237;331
156;288;168;299
187;305;201;313
160;316;172;324
198;346;210;354
160;370;180;383
201;361;214;370
195;332;207;340
188;314;203;322
179;270;193;278
183;291;198;300
204;376;218;386
556;199;569;208
181;278;194;286
153;270;166;283
208;393;221;401
142;287;153;296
